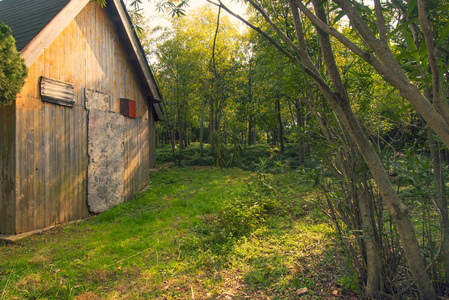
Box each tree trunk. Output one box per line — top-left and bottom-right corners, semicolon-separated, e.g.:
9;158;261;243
176;67;182;167
248;117;253;146
427;127;449;284
356;181;382;295
200;85;205;157
276;98;285;153
294;0;449;151
171;127;176;162
295;98;305;166
291;1;437;297
210;93;215;152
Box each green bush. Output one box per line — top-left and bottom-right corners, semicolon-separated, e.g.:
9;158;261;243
157;151;175;163
195;191;279;253
281;144;299;158
185;156;213;166
0;23;27;106
218;192;278;236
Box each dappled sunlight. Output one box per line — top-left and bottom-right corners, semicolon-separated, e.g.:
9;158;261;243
1;166;348;299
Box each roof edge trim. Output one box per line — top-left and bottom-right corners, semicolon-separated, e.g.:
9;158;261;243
111;0;164;121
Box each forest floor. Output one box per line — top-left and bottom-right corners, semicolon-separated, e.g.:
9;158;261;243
0;162;358;299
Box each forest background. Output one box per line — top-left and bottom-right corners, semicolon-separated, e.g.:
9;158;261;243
132;0;449;298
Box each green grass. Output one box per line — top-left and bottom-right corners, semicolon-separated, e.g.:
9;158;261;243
0;166;335;300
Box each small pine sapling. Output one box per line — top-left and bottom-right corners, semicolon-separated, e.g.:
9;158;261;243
0;22;27;107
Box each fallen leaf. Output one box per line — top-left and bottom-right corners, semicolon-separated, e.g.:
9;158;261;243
296;287;309;296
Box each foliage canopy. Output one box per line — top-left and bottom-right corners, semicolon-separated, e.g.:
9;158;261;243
0;22;27;107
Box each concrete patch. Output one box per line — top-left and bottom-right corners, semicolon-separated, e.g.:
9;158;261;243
87;109;125;213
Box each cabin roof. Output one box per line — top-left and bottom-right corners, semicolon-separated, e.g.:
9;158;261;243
0;0;164;120
0;0;71;51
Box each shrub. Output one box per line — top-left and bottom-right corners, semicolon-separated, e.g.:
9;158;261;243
157;151;175;163
185;156;213;166
0;22;27;106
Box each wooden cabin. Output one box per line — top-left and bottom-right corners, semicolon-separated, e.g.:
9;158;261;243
0;0;164;235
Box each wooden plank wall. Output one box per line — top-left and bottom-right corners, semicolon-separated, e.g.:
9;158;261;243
149;106;157;168
124;117;150;202
0;103;16;235
10;2;152;234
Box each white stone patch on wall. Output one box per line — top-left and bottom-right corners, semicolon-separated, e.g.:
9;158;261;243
85;89;110;111
87;109;125;213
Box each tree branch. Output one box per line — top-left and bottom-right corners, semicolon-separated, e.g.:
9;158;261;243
205;0;334;95
418;0;449;123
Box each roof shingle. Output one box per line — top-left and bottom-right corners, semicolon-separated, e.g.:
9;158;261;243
0;0;70;51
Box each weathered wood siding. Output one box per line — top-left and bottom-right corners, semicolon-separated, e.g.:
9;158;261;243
149;106;157;168
10;2;153;234
0;103;16;235
124;117;151;202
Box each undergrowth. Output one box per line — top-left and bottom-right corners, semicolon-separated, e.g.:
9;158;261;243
0;162;335;299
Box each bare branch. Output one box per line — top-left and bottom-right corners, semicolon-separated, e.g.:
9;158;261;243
205;0;335;94
418;0;449;122
332;0;407;78
293;0;393;83
208;6;221;77
373;0;387;44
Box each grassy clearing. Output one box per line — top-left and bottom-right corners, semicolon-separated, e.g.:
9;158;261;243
0;166;341;300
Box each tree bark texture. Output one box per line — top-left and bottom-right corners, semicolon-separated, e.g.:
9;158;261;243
294;0;449;152
427;128;449;284
290;1;437;298
276;98;285;153
295;98;305;166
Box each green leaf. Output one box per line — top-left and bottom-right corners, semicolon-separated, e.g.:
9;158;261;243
407;0;417;17
395;49;420;61
402;27;417;52
437;21;449;47
429;4;449;14
396;104;413;114
401;28;420;62
387;17;418;40
331;10;347;26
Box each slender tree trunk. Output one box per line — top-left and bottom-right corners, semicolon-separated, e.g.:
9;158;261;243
427;127;449;284
290;1;437;297
248;117;253;146
422;73;449;284
293;0;449;151
184;103;188;148
295;98;305;166
247;61;254;147
171;127;176;162
276;98;284;153
200;83;205;157
356;181;382;295
176;66;182;166
210;94;215;152
215;97;220;134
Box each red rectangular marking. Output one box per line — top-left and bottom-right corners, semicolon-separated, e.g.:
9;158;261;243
128;100;136;118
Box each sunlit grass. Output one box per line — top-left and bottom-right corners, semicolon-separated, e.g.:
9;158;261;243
0;166;333;300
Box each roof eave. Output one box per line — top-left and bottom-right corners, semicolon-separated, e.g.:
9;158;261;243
19;0;164;122
110;0;164;121
20;0;90;67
